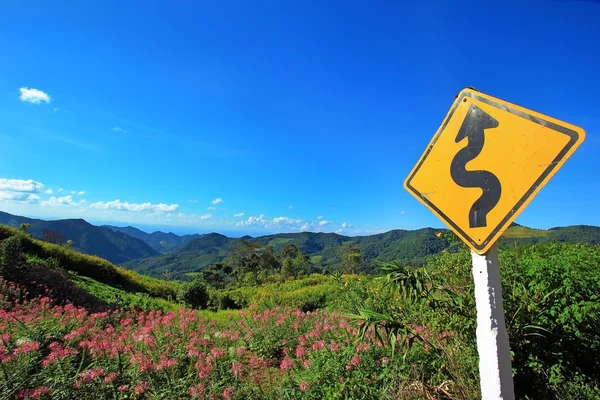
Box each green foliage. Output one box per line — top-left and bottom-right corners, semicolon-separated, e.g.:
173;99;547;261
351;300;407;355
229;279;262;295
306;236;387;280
178;279;210;310
0;225;178;301
0;235;28;280
345;242;600;399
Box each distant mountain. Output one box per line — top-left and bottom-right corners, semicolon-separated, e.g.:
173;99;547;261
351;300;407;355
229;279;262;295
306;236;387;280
123;224;600;279
102;225;202;253
0;211;159;264
121;228;460;278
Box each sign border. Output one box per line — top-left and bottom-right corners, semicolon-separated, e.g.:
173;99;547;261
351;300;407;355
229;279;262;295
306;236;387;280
404;87;585;254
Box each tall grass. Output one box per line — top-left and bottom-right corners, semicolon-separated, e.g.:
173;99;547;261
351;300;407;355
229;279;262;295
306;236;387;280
0;225;179;300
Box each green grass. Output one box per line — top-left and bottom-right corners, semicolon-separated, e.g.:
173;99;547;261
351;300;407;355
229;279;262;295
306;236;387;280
0;224;179;300
70;274;182;312
310;255;323;263
196;308;242;323
503;225;550;238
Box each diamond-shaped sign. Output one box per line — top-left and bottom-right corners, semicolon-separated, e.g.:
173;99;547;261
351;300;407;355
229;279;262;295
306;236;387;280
404;87;586;254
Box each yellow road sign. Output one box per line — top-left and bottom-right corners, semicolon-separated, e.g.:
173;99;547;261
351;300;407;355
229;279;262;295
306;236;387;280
404;87;586;254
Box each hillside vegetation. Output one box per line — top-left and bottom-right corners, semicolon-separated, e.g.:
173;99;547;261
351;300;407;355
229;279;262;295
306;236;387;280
0;224;177;301
1;238;599;399
124;224;600;280
0;212;158;264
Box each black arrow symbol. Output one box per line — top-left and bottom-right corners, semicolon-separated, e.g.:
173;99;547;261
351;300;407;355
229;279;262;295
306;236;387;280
450;104;502;228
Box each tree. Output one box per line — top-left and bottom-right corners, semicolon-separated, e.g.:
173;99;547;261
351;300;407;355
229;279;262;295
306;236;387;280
0;236;28;280
281;257;294;279
177;279;210;310
338;244;362;274
19;223;30;233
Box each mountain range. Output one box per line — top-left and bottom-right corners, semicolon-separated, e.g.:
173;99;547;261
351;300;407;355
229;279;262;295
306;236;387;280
101;225;202;253
2;210;600;280
122;223;600;279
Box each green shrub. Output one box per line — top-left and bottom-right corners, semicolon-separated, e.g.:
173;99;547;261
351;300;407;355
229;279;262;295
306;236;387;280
0;235;28;280
178;279;210;310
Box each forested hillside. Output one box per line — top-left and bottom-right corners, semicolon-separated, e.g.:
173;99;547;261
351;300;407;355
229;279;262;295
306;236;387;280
0;212;158;264
123;224;600;279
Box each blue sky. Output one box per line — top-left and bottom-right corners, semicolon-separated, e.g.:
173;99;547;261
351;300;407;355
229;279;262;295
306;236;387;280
0;0;599;236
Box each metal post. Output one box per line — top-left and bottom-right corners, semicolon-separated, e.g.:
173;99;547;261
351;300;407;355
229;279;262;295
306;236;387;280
471;244;515;399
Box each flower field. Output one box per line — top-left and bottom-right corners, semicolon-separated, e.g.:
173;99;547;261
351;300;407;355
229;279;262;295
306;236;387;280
0;277;455;400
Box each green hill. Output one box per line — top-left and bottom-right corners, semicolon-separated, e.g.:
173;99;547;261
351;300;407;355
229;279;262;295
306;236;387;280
102;224;202;253
0;211;159;264
124;224;600;279
0;224;177;302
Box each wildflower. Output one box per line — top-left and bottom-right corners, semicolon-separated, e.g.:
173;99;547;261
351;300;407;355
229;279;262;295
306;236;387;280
232;361;243;379
329;341;340;352
223;386;235;400
14;340;40;355
189;383;205;398
295;346;306;358
104;372;118;384
134;381;149;396
299;381;310;392
280;358;294;371
117;385;129;392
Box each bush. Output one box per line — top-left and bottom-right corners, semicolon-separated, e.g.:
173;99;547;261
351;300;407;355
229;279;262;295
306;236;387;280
0;236;28;280
178;279;210;309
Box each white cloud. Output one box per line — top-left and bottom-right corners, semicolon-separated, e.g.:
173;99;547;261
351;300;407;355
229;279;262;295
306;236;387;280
0;178;45;204
341;222;353;228
237;214;302;229
19;87;51;104
188;199;198;203
300;223;310;232
0;192;40;203
200;213;213;220
234;212;244;217
0;178;44;193
211;198;223;205
53;107;60;112
400;210;406;215
288;206;294;210
335;229;343;234
44;189;53;195
317;216;323;220
273;216;302;225
208;206;216;210
57;188;64;193
77;191;86;195
111;126;126;133
89;199;179;213
319;220;333;226
41;195;86;208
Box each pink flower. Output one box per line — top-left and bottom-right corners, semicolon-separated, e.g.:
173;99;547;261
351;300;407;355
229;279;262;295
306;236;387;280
104;372;118;384
117;385;129;392
299;381;310;392
232;361;243;379
279;358;294;371
223;386;235;399
134;381;149;396
329;341;340;352
295;346;306;358
14;341;40;355
189;383;205;398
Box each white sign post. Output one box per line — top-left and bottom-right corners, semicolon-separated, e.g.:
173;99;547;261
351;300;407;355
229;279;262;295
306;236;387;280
471;244;515;399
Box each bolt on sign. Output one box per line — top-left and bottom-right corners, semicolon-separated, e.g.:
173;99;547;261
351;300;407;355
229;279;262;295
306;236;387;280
404;87;586;254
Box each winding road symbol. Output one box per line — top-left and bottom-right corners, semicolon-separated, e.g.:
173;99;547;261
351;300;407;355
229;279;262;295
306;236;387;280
450;104;501;228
